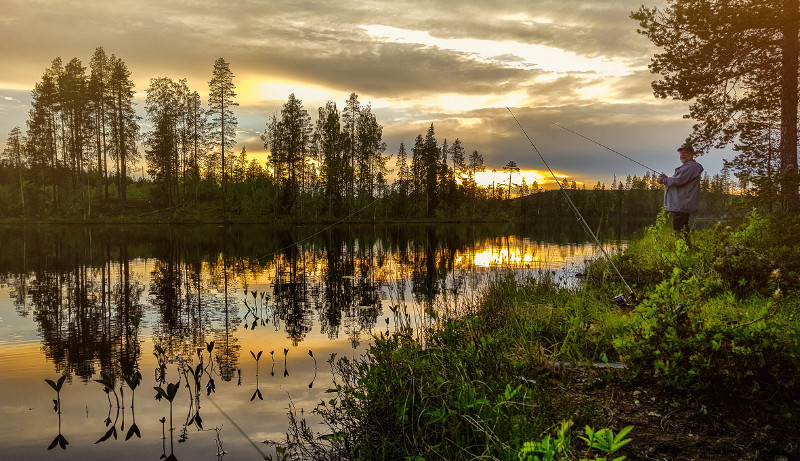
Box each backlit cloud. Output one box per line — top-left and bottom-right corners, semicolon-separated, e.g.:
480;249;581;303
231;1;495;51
0;0;726;184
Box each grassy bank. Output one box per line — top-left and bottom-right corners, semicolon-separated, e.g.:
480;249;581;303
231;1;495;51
271;212;800;460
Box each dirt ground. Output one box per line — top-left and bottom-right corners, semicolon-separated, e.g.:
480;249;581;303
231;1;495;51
548;370;800;460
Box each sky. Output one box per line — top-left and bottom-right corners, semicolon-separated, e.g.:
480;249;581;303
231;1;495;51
0;0;728;188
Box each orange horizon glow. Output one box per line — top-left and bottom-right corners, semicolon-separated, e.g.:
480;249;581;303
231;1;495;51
235;152;581;192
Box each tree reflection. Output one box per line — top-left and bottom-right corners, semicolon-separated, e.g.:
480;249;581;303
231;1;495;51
0;222;628;386
13;240;145;381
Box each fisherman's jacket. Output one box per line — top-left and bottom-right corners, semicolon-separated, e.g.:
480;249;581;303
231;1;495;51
663;159;704;213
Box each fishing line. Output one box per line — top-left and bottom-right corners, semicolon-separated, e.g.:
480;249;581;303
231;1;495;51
206;394;268;459
550;122;662;176
507;108;636;300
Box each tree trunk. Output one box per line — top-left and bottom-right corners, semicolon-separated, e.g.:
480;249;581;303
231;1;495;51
780;0;800;212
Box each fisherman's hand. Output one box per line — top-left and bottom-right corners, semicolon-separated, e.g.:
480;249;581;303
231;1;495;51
658;173;667;184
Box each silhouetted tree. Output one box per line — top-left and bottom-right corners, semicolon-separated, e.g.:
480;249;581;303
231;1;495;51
2;126;25;216
145;77;180;207
208;58;238;199
107;55;138;203
264;94;312;214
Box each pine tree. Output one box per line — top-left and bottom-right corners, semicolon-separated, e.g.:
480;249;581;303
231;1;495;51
2;127;25;216
342;93;360;212
107;55;138;203
314;101;346;216
145;77;180;207
467;149;484;218
89;47;111;199
185;90;208;203
355;104;386;207
59;58;91;194
503;160;519;200
26;60;62;202
395;141;410;216
264;94;311;214
632;0;799;211
208;58;238;198
725;105;780;211
411;133;425;214
450;138;466;183
423;124;438;218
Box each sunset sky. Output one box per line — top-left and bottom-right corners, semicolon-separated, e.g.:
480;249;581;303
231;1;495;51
0;0;727;188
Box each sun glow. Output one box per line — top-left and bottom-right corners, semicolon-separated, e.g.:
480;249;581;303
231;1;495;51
237;76;348;105
452;237;606;269
474;169;550;189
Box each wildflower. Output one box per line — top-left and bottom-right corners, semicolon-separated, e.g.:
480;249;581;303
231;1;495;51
773;288;783;299
771;268;781;279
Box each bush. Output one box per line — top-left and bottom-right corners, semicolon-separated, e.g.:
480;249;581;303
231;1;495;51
587;212;705;290
614;269;800;396
712;251;773;298
312;321;547;460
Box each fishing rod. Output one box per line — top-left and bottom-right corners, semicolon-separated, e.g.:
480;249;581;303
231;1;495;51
507;108;637;303
550;122;662;176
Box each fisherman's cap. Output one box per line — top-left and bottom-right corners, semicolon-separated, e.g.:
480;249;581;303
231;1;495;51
677;144;695;154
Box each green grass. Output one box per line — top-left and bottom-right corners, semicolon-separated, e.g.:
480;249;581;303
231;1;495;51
270;211;800;460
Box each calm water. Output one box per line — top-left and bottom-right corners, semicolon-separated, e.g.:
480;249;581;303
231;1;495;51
0;222;637;460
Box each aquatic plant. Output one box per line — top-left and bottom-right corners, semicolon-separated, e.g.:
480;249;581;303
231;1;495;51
45;375;69;450
95;371;120;408
93;371;123;444
251;350;264;401
308;350;317;388
45;375;66;410
154;377;181;438
123;370;142;408
123;371;143;440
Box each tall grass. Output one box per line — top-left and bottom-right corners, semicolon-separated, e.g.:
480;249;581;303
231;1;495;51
269;212;800;460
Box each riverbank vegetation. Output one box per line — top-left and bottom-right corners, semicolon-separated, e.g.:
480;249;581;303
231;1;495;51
271;212;800;460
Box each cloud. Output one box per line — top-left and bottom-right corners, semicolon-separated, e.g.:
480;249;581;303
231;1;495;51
0;0;719;182
0;90;32;138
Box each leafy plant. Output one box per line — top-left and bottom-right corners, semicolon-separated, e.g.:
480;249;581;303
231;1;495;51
123;370;143;440
578;425;633;460
95;371;120;407
154;379;180;403
45;375;66;395
94;371;123;444
154;378;181;435
46;375;69;450
517;421;571;461
614;265;800;395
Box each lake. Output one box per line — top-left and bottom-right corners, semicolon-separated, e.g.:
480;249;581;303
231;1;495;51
0;221;639;460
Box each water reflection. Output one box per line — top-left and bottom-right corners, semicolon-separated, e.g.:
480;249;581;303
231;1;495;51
45;375;69;450
0;221;638;459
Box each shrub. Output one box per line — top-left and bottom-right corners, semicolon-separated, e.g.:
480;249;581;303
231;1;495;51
313;322;547;460
587;212;705;290
614;269;800;396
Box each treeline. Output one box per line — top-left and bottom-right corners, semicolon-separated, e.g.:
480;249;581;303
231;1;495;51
0;47;742;222
1;48;139;217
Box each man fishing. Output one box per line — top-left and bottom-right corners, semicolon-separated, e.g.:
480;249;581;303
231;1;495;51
658;144;704;234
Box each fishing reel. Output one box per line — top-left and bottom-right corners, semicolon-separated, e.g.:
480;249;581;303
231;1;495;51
612;292;639;308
